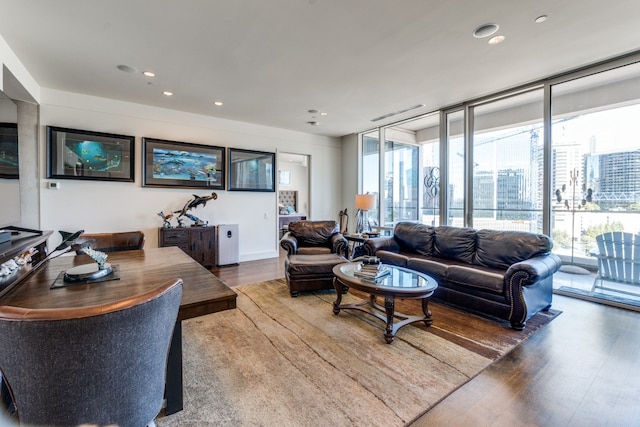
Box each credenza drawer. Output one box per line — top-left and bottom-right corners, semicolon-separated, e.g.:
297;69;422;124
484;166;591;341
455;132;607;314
159;229;188;245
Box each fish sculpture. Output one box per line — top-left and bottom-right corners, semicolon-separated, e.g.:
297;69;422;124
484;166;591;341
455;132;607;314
174;192;218;222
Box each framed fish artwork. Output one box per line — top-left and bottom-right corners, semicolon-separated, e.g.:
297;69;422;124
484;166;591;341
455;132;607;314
47;126;135;182
141;137;225;189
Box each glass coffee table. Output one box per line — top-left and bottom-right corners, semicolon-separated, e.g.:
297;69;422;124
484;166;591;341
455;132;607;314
332;262;438;343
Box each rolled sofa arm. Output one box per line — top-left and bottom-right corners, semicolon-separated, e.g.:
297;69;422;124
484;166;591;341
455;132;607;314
280;233;299;255
330;233;348;256
506;253;561;330
363;236;401;256
505;253;562;287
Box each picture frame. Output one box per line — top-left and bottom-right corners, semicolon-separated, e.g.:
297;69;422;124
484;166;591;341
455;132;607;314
47;126;135;182
278;170;291;185
0;122;18;179
227;148;275;192
142;137;225;189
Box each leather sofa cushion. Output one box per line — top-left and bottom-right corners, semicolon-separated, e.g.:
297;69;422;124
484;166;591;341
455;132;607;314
288;220;339;246
447;265;505;294
406;257;449;283
433;226;477;264
474;229;552;270
394;222;435;256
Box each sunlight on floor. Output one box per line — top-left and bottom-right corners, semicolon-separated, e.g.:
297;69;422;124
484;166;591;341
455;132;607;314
553;269;640;310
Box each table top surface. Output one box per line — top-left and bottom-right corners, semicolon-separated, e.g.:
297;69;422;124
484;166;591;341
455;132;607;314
344;233;380;242
333;262;437;297
0;246;237;321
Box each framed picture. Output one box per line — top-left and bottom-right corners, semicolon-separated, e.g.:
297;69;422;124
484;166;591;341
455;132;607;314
0;123;18;179
47;126;135;182
142;137;225;189
227;148;275;192
278;170;291;185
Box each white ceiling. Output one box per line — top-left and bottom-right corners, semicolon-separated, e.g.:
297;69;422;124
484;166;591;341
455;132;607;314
1;0;639;138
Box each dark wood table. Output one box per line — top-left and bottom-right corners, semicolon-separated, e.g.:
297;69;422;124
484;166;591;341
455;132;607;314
332;262;437;343
0;246;237;415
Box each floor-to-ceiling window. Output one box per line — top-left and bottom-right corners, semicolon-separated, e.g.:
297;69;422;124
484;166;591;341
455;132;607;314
361;130;380;228
550;61;640;300
445;110;464;226
361;114;437;231
359;52;640;308
471;89;544;232
416;114;440;226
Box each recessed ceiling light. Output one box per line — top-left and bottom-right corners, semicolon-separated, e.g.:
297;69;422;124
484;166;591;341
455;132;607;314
117;64;138;73
162;91;173;96
143;71;156;77
213;101;223;106
320;112;328;116
307;121;319;126
488;35;506;45
473;23;499;38
535;15;548;23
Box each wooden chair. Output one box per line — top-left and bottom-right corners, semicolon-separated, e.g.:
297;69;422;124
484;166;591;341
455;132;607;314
0;279;182;427
74;230;145;254
592;231;640;295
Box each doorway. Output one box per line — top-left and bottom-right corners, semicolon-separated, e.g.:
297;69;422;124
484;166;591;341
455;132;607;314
277;152;310;239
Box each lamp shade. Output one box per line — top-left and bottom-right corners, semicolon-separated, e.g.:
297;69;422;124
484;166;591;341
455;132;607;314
355;194;376;210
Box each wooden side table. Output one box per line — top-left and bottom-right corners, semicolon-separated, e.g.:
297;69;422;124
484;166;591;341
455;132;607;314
344;233;379;259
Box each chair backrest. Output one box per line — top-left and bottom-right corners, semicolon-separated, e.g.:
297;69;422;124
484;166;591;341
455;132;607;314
595;231;640;285
0;278;183;427
287;220;340;246
75;230;145;254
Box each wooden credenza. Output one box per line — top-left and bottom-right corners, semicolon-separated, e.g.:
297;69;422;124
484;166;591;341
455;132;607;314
158;226;216;267
0;231;52;299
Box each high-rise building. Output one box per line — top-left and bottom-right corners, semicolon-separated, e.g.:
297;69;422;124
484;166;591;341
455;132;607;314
585;149;640;208
497;168;530;220
473;170;495;218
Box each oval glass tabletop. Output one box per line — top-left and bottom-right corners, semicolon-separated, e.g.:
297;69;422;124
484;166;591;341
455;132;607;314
335;262;437;292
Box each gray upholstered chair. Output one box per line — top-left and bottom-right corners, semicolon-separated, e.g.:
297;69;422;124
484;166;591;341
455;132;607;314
0;278;182;427
74;230;146;254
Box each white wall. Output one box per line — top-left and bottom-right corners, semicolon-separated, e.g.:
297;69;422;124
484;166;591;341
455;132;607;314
39;89;343;261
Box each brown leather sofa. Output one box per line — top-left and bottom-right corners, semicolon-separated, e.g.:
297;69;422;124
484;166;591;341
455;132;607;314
280;221;348;296
363;222;562;330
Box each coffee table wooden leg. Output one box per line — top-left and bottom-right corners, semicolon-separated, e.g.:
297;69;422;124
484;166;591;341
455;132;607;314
422;297;433;327
333;277;343;315
384;295;395;344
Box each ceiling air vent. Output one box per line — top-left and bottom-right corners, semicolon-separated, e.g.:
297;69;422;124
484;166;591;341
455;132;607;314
371;104;425;122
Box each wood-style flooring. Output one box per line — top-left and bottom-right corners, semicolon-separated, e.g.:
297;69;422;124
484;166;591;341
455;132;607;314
210;251;640;426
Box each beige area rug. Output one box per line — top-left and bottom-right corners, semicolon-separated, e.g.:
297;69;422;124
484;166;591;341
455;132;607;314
156;279;560;427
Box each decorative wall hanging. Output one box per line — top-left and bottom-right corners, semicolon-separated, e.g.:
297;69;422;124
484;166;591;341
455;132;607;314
142;137;225;189
227;148;275;192
47;126;135;182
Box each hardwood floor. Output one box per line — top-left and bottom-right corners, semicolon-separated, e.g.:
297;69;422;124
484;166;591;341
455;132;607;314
210;254;640;426
209;251;286;288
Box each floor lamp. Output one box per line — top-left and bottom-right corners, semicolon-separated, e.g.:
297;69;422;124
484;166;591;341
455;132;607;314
355;193;376;235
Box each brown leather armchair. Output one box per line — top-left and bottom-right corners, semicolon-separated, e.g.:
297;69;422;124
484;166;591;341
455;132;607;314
280;220;347;256
279;221;348;297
